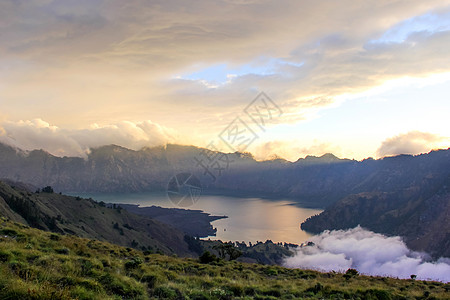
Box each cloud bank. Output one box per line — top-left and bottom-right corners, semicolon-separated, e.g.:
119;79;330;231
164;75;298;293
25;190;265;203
283;226;450;282
0;119;177;157
377;131;449;157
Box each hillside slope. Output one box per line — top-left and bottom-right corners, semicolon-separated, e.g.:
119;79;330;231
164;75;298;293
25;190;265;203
0;181;194;256
0;217;448;299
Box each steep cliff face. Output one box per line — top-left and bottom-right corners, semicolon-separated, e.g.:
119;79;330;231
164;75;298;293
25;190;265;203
0;181;194;256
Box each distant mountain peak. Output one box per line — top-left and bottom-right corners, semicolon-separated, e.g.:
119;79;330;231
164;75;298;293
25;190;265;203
296;153;342;164
89;144;137;156
319;153;339;160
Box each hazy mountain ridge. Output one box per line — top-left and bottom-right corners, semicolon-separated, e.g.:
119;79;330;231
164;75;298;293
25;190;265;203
2;142;450;209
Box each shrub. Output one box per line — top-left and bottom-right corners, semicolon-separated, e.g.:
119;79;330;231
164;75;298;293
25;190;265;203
344;268;359;280
41;186;54;193
55;248;70;255
365;289;392;300
78;279;102;292
124;257;143;270
345;268;359;276
99;273;145;298
152;286;177;299
49;234;60;241
199;251;218;264
264;267;278;276
262;289;282;297
187;290;210;300
305;282;324;294
41;185;54;194
141;274;159;288
0;250;11;262
226;284;244;296
244;286;256;296
79;259;95;276
58;276;76;287
0;228;18;236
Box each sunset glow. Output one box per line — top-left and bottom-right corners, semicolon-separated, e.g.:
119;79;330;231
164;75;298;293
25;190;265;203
1;0;450;160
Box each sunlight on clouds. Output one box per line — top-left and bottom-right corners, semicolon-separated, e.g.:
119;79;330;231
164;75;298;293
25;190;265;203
1;0;450;158
334;72;450;103
370;9;450;44
377;131;450;157
0;119;179;157
251;140;342;162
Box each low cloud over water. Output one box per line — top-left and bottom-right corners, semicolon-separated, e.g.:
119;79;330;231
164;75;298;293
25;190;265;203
283;226;450;282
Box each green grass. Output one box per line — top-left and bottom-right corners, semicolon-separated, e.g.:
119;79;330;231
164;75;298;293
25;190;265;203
0;217;448;299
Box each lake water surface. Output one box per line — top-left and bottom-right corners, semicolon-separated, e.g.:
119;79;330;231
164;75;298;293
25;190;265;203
74;192;322;245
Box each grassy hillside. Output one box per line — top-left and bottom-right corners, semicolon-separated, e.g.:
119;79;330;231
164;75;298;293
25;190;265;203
0;217;448;299
0;181;194;257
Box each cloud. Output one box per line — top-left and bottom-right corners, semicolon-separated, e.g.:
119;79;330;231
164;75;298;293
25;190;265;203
0;119;178;157
376;131;449;157
283;226;450;282
251;140;342;161
1;1;450;128
1;1;450;159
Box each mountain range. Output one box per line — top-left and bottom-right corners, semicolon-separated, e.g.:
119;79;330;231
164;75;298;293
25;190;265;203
1;141;449;258
1;142;449;206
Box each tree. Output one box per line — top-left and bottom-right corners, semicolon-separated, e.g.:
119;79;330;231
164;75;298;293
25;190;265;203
41;186;54;193
213;242;242;261
199;251;218;264
343;268;359;280
212;244;227;259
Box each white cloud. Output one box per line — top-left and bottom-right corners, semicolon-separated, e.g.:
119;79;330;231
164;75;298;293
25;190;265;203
0;119;178;157
376;131;449;157
251;140;342;161
283;226;450;282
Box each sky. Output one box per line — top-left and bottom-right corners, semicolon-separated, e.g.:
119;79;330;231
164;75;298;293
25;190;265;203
1;0;450;160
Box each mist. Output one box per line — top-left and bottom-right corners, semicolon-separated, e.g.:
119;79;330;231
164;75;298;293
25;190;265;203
283;226;450;282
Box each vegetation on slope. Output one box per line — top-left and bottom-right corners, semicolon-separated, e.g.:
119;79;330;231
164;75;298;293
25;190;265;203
0;217;449;299
0;181;194;256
